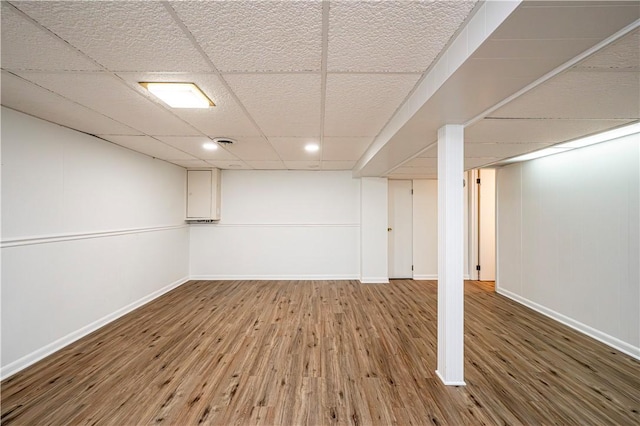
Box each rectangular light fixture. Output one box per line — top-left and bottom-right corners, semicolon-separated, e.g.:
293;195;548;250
504;147;571;163
139;82;214;108
504;121;640;164
557;121;640;149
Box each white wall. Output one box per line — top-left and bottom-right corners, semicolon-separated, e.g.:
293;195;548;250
360;177;388;283
412;178;471;280
413;180;438;279
189;170;361;280
1;108;189;378
497;133;640;359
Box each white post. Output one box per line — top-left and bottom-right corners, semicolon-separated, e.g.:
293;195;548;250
436;124;466;386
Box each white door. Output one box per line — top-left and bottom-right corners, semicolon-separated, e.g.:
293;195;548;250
388;180;413;278
187;170;212;218
478;169;496;281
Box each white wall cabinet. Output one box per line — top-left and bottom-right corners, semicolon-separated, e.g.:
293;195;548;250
187;169;221;220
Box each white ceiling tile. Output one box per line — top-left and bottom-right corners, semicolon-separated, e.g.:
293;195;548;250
116;73;260;136
101;136;196;161
392;166;437;175
168;159;210;169
465;158;501;170
473;38;602;60
1;71;140;135
328;1;477;72
491;3;640;40
1;3;100;71
269;137;321;161
489;71;639;119
465;143;550;158
417;145;438;158
165;160;212;169
324;74;419;137
171;1;322;72
322;161;356;170
155;136;239;161
322;137;373;161
11;1;210;72
246;161;287;170
466;118;635;145
206;161;251;170
225;74;321;136
283;161;321;170
220;137;281;161
575;29;640;71
403;157;437;168
17;72;200;136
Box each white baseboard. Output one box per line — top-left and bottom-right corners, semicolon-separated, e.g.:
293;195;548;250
410;275;471;281
0;276;190;380
497;288;640;361
413;274;437;280
435;370;466;386
360;277;390;284
190;274;360;281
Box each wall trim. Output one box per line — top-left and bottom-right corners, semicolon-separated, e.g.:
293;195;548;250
413;274;438;280
0;276;190;380
497;288;640;361
1;224;188;248
360;277;390;284
190;274;361;281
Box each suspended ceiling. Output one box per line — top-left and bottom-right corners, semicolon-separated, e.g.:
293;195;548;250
1;1;639;177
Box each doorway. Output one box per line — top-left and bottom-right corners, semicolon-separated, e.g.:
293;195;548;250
388;180;413;279
470;169;496;281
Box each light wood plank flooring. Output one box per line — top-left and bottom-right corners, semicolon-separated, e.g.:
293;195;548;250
2;280;639;425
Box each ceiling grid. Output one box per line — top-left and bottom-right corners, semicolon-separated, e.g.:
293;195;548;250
1;0;638;175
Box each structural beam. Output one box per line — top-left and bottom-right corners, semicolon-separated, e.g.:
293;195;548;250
436;124;465;386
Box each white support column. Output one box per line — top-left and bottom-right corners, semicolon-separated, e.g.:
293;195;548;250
436;124;466;386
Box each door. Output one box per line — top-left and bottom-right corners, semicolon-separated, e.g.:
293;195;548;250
388;180;413;278
478;169;496;281
187;170;212;218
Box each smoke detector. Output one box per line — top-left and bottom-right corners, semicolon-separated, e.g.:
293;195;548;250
213;137;236;146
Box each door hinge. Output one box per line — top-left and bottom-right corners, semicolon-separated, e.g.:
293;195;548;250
411;265;414;271
476;178;481;184
476;265;481;271
411;189;414;195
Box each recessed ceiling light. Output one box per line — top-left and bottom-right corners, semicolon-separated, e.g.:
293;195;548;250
139;82;215;108
305;143;319;153
202;141;218;151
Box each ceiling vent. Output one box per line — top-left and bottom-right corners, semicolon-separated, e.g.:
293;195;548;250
213;137;236;146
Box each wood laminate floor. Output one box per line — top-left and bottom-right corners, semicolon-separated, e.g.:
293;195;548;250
2;280;639;425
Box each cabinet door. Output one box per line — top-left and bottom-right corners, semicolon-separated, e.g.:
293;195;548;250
187;170;212;218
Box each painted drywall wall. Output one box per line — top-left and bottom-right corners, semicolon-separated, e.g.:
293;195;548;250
360;177;388;283
496;133;640;358
189;170;361;280
412;178;471;280
412;180;438;279
1;108;189;378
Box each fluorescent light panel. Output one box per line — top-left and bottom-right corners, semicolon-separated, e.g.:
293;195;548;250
140;82;214;108
557;121;640;149
505;121;640;163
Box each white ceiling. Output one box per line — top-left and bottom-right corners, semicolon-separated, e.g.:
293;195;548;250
1;1;639;176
